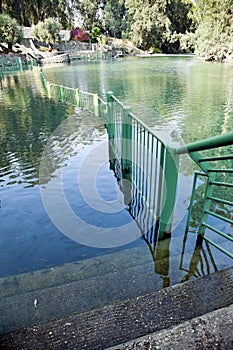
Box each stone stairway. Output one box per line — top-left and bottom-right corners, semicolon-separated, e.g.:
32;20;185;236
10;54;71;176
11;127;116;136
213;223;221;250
0;266;232;349
0;244;232;349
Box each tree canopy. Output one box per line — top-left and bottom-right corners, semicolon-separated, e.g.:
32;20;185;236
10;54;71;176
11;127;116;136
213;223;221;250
0;0;232;62
191;0;233;62
0;0;75;28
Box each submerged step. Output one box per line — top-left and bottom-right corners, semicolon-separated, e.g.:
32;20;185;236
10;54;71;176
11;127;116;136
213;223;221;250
2;226;229;301
0;245;152;299
0;244;231;335
0;267;232;349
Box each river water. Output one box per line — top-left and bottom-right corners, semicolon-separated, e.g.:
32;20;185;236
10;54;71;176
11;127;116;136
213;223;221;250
0;56;232;285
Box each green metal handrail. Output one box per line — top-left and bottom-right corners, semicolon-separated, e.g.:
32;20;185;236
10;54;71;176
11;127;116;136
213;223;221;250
107;91;179;239
39;71;180;242
38;68;232;259
175;133;233;155
175;133;233;259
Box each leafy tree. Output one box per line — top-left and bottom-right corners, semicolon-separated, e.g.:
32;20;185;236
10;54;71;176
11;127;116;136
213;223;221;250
0;13;23;51
0;0;75;28
125;0;166;51
193;0;233;62
90;26;101;42
178;0;233;62
163;0;194;53
102;0;128;38
125;0;192;52
76;0;103;31
31;18;61;50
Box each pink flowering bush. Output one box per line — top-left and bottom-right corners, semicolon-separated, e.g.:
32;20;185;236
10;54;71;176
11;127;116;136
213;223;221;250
70;28;89;42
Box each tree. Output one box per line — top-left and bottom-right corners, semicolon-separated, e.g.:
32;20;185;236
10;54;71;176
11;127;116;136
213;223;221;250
0;13;22;51
163;0;194;53
125;0;166;51
102;0;128;38
193;0;233;62
179;0;233;62
31;18;61;50
0;0;75;28
125;0;193;52
75;0;103;31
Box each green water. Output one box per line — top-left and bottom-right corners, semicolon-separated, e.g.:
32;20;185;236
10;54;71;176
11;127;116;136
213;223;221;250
0;57;232;332
43;56;233;146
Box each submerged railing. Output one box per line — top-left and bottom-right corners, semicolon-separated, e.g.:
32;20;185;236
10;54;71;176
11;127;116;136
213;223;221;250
39;69;232;260
0;56;36;75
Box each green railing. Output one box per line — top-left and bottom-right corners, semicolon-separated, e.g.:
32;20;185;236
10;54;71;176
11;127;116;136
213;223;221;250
39;69;232;259
40;70;179;242
0;56;36;75
106;92;179;242
175;134;233;259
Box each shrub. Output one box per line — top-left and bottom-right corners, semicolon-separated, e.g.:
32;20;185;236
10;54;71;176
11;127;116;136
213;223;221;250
70;28;89;42
0;14;23;51
31;18;61;50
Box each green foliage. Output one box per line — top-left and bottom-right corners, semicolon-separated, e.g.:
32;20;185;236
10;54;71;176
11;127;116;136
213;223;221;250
1;0;232;60
90;27;101;42
0;0;74;28
125;0;167;50
76;0;102;31
125;0;193;52
0;13;23;50
193;0;233;62
31;18;61;50
102;0;128;38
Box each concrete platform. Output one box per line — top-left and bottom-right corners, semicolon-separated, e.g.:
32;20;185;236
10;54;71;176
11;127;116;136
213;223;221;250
0;266;232;349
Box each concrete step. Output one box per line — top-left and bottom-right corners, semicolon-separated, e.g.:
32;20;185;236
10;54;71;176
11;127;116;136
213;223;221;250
107;304;233;350
0;234;231;335
0;266;232;349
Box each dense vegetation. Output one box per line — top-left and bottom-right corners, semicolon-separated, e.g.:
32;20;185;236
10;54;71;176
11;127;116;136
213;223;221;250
0;0;232;62
31;18;61;50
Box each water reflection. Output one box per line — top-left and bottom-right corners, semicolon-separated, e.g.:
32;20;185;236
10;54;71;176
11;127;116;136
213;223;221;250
0;71;73;188
180;236;218;282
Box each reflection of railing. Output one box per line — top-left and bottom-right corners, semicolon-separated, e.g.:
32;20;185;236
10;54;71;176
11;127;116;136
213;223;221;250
180;238;218;282
175;134;233;259
39;69;232;261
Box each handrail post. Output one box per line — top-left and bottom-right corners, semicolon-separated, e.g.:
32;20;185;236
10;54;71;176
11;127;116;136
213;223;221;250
197;174;215;239
122;106;132;179
159;146;179;238
47;81;51;98
75;88;80;107
106;91;114;139
60;85;65;102
93;93;99;117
